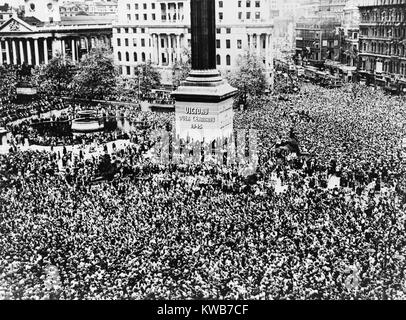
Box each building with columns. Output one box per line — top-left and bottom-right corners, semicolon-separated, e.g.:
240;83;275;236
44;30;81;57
113;0;274;86
0;0;113;67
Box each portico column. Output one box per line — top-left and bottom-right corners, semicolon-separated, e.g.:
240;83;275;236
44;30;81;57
152;34;156;64
43;38;48;64
19;40;25;64
71;38;76;62
12;39;17;64
26;39;32;65
257;34;261;58
34;39;39;65
61;39;66;59
264;33;268;65
166;35;170;65
176;34;180;62
157;34;161;66
5;40;10;64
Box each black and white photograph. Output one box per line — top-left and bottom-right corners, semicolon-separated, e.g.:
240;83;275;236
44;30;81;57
0;0;405;309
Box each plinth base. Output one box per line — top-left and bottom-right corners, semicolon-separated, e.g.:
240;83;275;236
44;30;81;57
172;69;237;142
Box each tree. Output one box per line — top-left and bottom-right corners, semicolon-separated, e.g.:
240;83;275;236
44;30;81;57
70;45;117;100
172;49;191;88
134;61;161;94
226;51;267;109
31;53;75;96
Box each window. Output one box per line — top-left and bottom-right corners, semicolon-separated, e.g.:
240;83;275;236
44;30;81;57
219;1;223;7
216;54;221;65
142;52;146;62
255;12;260;19
152;3;155;9
161;38;165;48
238;12;242;19
219;12;223;20
141;39;145;47
125;28;129;33
152;14;156;20
133;38;137;46
134;4;139;10
127;14;131;20
238;1;242;7
143;14;147;20
226;55;231;65
126;66;131;75
117;38;121;46
135;14;139;20
255;1;260;7
125;38;129;46
246;0;251;7
133;28;137;33
143;3;147;9
134;52;137;61
217;28;221;34
246;12;251;19
126;52;129;61
117;28;121;34
126;4;131;10
118;51;122;61
226;39;231;49
226;28;231;34
216;40;221;48
237;40;242;49
141;28;145;33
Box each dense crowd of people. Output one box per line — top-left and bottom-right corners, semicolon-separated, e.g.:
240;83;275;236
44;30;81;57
0;83;406;300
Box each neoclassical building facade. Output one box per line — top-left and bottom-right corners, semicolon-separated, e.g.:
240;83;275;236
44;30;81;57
113;0;274;85
0;0;113;67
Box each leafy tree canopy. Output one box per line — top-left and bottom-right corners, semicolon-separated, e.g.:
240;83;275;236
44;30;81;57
70;45;117;100
226;51;267;108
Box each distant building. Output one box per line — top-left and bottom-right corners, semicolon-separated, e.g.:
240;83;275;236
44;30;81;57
60;2;90;17
0;3;13;24
113;0;275;87
295;0;347;68
273;0;298;60
60;0;118;18
0;0;113;67
358;0;406;92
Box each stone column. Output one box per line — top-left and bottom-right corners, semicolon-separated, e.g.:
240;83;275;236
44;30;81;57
19;40;25;64
165;35;170;65
34;39;39;65
168;35;173;66
12;39;17;64
5;40;10;64
157;34;161;66
71;38;76;62
44;38;49;64
256;34;260;57
61;39;66;59
190;0;216;70
176;34;180;62
27;39;32;65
